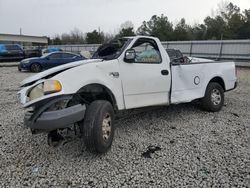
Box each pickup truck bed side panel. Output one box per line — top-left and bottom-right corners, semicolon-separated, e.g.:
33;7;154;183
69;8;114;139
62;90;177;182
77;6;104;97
171;61;236;104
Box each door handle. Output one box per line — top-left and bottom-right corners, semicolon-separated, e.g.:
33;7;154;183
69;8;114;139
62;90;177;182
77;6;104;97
109;72;119;78
161;70;169;75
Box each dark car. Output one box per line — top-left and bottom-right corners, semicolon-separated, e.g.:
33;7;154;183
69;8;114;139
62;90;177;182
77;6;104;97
0;44;25;61
24;48;42;58
18;52;84;72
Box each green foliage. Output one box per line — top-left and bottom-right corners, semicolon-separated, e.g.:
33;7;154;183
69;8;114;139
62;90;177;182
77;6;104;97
137;14;173;41
118;27;135;37
204;16;226;39
189;24;207;40
118;21;135;37
136;2;250;41
172;18;190;41
85;30;105;44
50;2;250;44
239;9;250;39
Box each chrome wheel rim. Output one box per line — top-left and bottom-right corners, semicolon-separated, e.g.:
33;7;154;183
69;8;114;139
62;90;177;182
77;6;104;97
211;89;221;105
102;113;112;141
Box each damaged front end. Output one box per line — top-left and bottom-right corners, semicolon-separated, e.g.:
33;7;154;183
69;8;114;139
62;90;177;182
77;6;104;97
24;96;85;134
18;79;85;134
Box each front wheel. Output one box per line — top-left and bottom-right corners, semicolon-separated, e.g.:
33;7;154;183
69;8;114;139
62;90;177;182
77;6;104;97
201;82;224;112
81;100;115;153
30;63;42;72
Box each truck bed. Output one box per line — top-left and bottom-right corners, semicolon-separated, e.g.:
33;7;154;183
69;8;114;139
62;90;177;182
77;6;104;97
170;61;236;104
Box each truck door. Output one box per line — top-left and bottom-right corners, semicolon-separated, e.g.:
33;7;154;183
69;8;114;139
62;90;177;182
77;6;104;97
119;38;171;109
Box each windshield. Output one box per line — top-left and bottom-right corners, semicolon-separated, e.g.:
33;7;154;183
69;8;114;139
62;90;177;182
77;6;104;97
92;38;132;60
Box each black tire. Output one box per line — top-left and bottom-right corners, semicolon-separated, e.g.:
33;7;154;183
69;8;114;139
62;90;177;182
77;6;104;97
30;63;42;72
81;100;115;153
201;82;224;112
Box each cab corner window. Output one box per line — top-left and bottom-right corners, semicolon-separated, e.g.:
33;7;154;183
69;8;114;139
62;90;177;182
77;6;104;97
132;38;162;64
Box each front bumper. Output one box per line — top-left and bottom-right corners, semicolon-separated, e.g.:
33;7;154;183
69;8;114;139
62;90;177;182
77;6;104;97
24;104;86;131
18;63;30;71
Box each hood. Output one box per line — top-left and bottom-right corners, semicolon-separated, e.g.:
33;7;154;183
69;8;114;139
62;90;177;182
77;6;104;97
20;59;103;86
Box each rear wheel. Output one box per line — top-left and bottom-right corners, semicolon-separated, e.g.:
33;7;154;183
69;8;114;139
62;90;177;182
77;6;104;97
30;63;42;72
201;82;224;112
81;100;115;153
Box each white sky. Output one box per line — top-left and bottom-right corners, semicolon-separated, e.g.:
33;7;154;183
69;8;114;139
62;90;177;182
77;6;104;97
0;0;249;37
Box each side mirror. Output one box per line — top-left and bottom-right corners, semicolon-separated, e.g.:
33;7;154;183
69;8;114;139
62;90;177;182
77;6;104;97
124;49;136;63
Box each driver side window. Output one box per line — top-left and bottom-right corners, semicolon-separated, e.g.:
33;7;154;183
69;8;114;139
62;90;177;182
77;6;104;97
49;53;61;59
132;39;162;64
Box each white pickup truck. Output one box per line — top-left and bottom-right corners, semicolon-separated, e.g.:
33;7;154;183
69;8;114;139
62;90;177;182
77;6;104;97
18;36;237;153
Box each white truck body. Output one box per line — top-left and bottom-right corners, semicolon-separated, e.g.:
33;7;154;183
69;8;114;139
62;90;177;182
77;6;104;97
19;36;236;110
18;35;237;153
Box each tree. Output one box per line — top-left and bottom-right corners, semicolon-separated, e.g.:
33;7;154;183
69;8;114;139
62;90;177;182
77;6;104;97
204;16;226;39
61;33;71;44
69;28;85;44
137;14;173;41
220;2;245;39
190;24;207;40
85;30;105;44
118;21;135;37
50;34;62;45
239;9;250;39
172;18;190;40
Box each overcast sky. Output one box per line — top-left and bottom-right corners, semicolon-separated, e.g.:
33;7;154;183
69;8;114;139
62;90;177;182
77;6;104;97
0;0;249;37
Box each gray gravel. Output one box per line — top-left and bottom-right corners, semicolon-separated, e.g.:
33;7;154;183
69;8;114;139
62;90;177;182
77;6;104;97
0;67;250;187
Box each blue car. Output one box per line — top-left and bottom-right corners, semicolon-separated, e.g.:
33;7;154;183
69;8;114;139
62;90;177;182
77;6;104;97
0;44;25;61
18;52;84;72
42;47;62;54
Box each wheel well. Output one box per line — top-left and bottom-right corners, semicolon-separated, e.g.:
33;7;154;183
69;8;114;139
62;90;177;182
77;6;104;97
209;77;225;91
75;84;117;110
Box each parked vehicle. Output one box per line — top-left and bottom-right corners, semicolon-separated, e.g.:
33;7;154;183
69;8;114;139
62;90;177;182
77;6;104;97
24;48;42;58
42;47;62;55
18;52;84;72
0;44;25;61
18;36;237;153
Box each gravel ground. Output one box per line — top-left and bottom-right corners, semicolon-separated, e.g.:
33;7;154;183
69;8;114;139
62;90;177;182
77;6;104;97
0;67;249;188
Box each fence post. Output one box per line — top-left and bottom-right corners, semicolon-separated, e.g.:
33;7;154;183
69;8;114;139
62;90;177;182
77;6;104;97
218;41;223;60
189;42;193;56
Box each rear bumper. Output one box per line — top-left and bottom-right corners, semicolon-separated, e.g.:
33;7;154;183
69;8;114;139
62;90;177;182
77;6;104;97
24;104;86;131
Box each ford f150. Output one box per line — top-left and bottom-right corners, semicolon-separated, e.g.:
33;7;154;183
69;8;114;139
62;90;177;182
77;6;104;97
18;36;237;153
